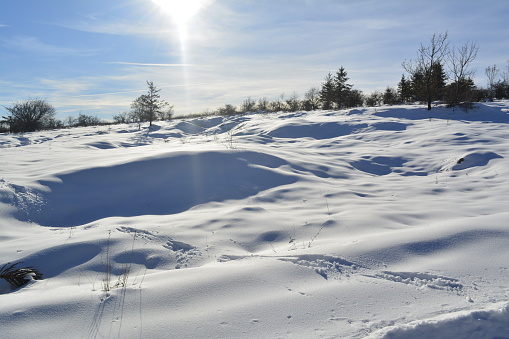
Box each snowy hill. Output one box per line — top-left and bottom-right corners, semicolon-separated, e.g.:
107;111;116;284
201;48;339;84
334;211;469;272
1;102;509;338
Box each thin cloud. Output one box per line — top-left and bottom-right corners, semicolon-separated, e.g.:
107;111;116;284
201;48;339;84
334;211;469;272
109;62;195;67
61;19;174;36
1;36;97;57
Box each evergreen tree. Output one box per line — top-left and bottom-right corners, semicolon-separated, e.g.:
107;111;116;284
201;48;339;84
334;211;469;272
320;72;335;110
347;89;364;107
444;78;476;108
397;75;413;103
430;62;448;101
410;62;447;104
131;81;171;126
366;91;383;107
383;87;399;105
333;67;353;109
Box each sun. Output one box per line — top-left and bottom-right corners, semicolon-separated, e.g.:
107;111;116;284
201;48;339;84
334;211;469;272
152;0;209;26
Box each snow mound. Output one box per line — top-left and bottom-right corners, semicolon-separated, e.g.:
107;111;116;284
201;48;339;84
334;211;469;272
266;121;368;139
350;155;427;176
14;150;297;227
368;303;509;339
451;151;503;171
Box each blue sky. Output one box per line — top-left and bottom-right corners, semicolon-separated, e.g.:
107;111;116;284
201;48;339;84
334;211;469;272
1;0;508;119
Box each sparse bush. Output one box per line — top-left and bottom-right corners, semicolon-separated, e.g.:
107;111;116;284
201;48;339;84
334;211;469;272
113;111;130;124
240;97;257;113
2;98;56;133
157;105;174;121
285;92;300;112
77;113;102;127
257;97;269;112
303;87;321;111
217;104;237;115
365;91;383;107
269;93;287;112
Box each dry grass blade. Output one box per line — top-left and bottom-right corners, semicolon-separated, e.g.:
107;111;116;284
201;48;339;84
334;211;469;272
0;262;43;289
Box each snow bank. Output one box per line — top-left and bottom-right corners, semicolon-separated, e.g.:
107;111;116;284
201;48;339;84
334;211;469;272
368;303;509;339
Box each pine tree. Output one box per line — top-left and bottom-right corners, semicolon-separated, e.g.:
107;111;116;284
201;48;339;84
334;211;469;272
410;62;447;104
131;81;171;126
430;62;448;102
333;67;353;109
320;72;335;110
397;75;413;103
383;87;399;105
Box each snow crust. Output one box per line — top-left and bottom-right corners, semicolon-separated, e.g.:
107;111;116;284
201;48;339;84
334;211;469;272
1;102;509;338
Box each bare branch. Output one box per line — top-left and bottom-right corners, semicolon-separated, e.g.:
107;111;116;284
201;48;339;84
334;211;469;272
449;41;478;81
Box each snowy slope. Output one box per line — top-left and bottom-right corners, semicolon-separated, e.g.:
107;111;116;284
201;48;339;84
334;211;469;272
1;102;508;338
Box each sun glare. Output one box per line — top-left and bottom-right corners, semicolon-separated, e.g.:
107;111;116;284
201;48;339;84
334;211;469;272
152;0;209;26
151;0;214;115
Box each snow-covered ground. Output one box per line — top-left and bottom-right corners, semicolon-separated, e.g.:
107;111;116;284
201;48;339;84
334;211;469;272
1;102;509;338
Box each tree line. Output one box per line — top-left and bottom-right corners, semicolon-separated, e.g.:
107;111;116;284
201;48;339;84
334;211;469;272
2;32;508;133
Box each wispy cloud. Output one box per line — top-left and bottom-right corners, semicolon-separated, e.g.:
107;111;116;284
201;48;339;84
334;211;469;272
60;18;175;37
1;36;97;57
108;62;195;67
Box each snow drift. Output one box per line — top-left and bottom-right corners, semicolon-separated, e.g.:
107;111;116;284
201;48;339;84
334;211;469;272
1;101;508;338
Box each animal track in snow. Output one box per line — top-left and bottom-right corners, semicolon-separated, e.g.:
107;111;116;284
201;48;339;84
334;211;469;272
163;239;201;269
373;271;463;292
279;255;360;280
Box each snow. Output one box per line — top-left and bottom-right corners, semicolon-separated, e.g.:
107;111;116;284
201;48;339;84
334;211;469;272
1;101;509;338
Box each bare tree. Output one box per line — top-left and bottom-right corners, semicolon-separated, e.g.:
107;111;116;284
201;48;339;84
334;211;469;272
447;41;478;106
449;42;478;82
286;92;300;112
403;32;450;110
485;64;499;100
503;60;509;84
157;105;174;120
113;111;130;124
3;98;56;132
303;87;321;111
